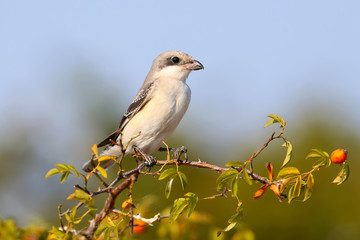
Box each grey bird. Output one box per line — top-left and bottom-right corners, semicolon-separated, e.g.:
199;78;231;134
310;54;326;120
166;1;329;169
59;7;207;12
82;50;204;172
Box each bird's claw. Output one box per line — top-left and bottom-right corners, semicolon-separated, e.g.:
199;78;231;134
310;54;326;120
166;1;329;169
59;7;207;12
159;146;188;162
174;146;188;162
133;146;157;171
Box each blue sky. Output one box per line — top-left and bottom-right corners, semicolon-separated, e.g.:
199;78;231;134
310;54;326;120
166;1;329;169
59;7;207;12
0;0;359;222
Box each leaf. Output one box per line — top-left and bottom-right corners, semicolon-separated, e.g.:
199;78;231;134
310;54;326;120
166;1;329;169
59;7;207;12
253;184;269;200
305;152;322;159
277;167;300;179
306;173;314;189
185;192;198;217
44;168;61;179
216;169;239;191
60;171;69;184
270;184;281;197
225;161;244;167
65;213;71;224
68;165;80;177
231;177;238;197
332;163;350;185
267;162;273;181
178;171;188;190
55;163;69;170
288;185;295;204
96;166;107;178
306;149;329;159
165;178;174;199
70;206;77;220
303;188;312;202
106;217;116;227
243;169;252;185
91;144;99;158
169;198;188;221
264;114;286;128
281;141;293;168
159;168;177;180
98;155;117;162
217;208;243;236
67;189;93;206
294;176;302;197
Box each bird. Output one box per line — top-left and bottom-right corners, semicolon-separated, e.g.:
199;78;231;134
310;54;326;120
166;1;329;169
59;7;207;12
82;50;204;172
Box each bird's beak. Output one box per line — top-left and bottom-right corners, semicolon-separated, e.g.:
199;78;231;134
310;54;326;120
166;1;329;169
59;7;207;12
186;60;204;71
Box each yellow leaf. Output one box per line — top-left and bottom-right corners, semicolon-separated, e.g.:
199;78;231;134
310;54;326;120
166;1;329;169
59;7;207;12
307;173;314;189
96;166;107;178
91;144;99;158
98;155;117;162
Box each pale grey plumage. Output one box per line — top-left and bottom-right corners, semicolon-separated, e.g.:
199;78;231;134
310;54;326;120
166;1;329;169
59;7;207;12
82;50;203;172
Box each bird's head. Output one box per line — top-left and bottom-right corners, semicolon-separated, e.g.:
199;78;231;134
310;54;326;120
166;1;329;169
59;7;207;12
149;50;204;82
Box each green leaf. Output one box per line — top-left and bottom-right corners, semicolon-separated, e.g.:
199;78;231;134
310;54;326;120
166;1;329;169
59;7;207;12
178;171;188;190
165;178;174;199
159;168;177;180
231;177;238;197
288;185;295;204
216;169;239;191
217;208;243;237
60;171;70;184
67;189;94;206
306;149;329;159
225;161;244;167
70;206;77;220
281;141;293;168
264;114;286;128
303;188;312;202
44;168;61;179
68;165;80;178
169;198;188;221
243;169;252;185
277;167;300;179
305;152;322;159
294;176;302;197
185;192;198;217
65;213;71;224
332;163;350;185
55;163;70;171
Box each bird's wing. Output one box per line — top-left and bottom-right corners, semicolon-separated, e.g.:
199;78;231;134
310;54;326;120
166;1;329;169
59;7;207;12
97;82;154;147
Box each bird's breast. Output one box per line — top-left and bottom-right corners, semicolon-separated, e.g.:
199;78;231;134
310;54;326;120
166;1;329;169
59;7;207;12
121;80;191;153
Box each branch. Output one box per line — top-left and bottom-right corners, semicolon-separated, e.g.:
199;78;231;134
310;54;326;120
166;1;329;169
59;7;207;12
81;172;140;239
155;160;271;185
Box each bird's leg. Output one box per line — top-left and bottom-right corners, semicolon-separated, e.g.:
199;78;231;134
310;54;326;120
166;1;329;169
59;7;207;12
133;146;157;171
158;146;188;162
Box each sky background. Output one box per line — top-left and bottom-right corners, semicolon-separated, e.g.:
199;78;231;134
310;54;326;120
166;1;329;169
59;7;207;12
0;0;359;236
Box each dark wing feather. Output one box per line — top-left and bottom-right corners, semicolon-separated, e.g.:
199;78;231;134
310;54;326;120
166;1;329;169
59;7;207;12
97;82;154;147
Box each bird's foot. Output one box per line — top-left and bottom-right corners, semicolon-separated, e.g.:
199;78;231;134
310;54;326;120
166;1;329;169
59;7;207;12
133;146;157;171
159;146;188;162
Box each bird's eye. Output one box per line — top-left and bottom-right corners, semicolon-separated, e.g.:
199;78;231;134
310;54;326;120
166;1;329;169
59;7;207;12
171;57;180;64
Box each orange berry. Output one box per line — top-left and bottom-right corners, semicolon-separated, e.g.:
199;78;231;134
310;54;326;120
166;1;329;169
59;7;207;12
133;219;146;234
330;149;348;164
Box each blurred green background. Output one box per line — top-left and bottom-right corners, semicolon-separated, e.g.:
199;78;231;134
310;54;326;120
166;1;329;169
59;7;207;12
1;1;359;239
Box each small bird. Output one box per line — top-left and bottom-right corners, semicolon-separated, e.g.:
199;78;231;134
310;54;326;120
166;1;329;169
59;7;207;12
82;50;204;172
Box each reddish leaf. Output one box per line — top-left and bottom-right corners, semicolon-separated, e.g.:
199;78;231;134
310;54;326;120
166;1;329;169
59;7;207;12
253;184;269;200
267;162;273;181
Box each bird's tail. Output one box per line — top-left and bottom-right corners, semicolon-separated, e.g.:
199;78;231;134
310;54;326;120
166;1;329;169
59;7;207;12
82;157;116;172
